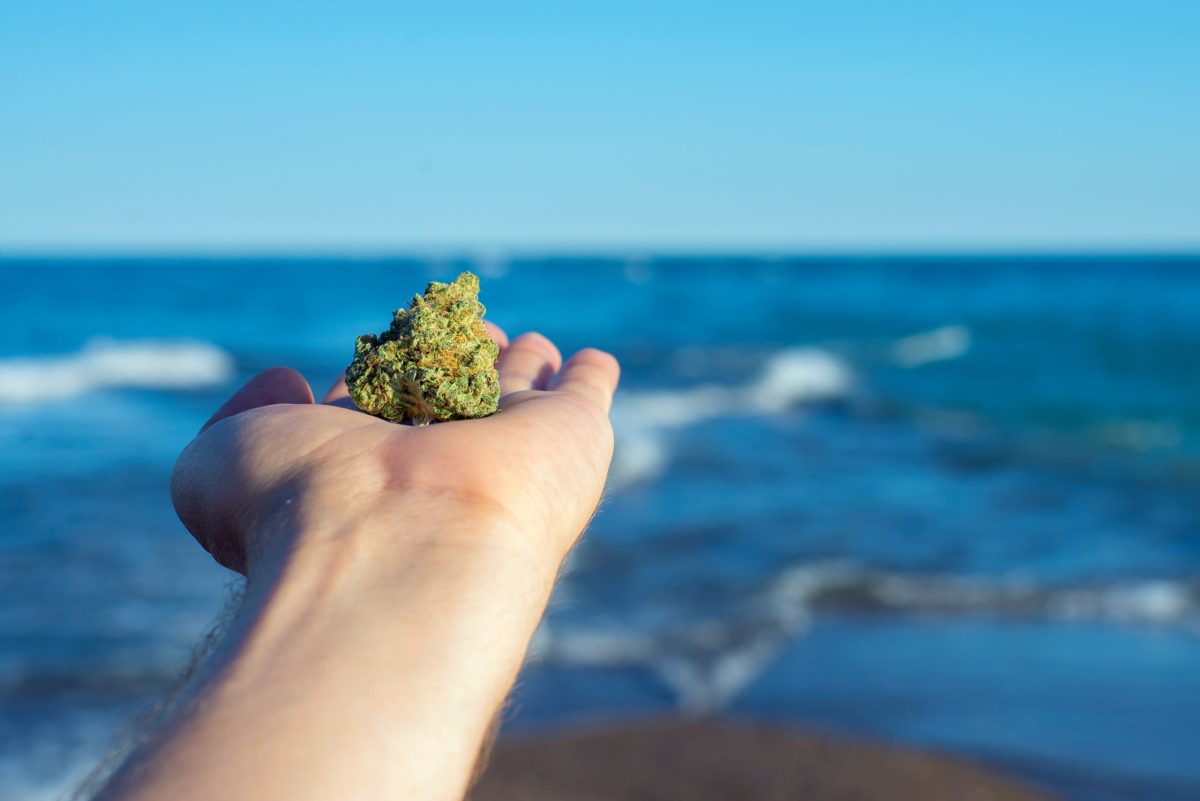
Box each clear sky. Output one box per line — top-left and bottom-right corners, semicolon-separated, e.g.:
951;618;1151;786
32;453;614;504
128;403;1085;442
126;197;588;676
1;1;1197;252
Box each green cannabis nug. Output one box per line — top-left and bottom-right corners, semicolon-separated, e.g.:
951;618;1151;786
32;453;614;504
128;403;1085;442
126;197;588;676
345;272;501;424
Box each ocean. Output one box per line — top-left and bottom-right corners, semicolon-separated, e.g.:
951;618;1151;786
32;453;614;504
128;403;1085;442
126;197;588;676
1;255;1198;800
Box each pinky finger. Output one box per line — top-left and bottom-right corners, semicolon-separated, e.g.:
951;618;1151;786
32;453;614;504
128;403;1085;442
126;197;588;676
552;348;620;413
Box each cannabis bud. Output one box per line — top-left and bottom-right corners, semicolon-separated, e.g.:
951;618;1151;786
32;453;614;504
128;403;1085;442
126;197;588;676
345;272;501;424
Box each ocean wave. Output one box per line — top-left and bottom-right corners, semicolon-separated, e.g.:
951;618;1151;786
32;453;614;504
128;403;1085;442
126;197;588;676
890;324;971;367
610;347;853;486
0;339;235;405
530;613;805;714
0;746;107;801
770;561;1200;626
1091;418;1184;451
531;562;1200;713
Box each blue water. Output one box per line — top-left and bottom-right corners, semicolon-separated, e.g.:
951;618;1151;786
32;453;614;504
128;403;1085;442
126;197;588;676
2;256;1199;800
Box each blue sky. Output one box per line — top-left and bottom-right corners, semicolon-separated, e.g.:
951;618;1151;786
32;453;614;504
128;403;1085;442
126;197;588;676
1;1;1197;251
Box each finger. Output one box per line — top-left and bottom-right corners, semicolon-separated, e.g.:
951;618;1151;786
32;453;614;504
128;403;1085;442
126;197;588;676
552;349;620;413
322;375;349;404
201;366;314;433
497;332;562;396
484;321;509;351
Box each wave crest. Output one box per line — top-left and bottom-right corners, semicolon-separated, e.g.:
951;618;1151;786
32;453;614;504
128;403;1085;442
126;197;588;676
610;347;853;485
891;324;971;367
0;339;235;404
531;562;1200;713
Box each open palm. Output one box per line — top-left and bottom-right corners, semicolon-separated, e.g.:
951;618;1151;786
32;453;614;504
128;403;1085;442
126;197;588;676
171;326;619;578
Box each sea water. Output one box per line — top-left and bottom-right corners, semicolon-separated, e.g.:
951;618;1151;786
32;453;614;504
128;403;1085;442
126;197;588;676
1;256;1198;800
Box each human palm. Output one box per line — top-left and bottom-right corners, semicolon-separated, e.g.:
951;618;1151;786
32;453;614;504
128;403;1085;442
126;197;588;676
171;327;619;578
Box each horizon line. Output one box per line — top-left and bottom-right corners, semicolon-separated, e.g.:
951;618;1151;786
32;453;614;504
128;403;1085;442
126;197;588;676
2;243;1200;261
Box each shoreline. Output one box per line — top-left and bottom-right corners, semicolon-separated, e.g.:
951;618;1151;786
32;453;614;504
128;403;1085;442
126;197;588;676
472;718;1060;801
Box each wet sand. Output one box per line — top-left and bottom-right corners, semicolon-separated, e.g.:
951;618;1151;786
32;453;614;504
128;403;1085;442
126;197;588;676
471;719;1059;801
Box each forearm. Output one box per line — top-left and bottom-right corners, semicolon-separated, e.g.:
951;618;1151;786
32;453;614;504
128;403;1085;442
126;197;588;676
97;510;558;801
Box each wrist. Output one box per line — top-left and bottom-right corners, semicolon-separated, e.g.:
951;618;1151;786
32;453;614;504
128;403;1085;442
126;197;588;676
178;510;558;801
230;497;562;702
112;522;553;801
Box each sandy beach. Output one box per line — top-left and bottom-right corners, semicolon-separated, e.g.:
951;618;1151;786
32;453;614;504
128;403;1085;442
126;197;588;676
471;719;1058;801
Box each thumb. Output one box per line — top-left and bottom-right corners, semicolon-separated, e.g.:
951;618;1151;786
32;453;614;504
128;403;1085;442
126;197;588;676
178;366;315;574
201;366;315;433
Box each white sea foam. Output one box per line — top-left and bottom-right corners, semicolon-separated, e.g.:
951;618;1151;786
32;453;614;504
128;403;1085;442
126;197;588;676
765;561;1200;627
531;562;1200;713
0;339;235;405
891;324;971;367
1093;418;1183;451
653;635;782;714
533;614;805;713
610;348;853;486
1047;580;1194;624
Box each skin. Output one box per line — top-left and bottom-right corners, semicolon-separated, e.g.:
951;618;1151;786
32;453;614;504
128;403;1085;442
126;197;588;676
93;325;620;801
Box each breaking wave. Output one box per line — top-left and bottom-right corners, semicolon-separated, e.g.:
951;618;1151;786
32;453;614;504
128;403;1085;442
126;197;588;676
0;339;235;405
770;561;1200;626
890;324;971;367
610;347;853;486
531;563;1200;713
607;326;975;487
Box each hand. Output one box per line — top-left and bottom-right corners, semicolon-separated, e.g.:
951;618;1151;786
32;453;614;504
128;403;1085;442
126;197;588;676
172;325;619;583
96;328;619;801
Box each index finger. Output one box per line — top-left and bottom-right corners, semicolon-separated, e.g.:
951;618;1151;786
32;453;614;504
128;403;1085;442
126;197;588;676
485;321;509;350
322;375;350;404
